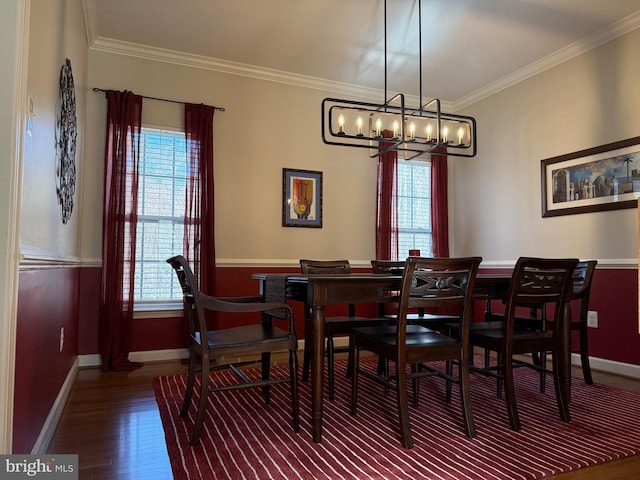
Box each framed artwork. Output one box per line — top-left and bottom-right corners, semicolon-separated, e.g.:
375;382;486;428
282;168;323;227
541;136;640;217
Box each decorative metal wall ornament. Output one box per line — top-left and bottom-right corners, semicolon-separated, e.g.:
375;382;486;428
55;58;77;224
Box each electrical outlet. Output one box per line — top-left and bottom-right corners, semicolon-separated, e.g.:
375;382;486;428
59;327;64;352
587;311;598;328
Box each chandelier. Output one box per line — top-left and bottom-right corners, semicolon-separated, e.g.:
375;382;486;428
321;0;477;160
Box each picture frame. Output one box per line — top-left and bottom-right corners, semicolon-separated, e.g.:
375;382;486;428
282;168;323;227
541;136;640;217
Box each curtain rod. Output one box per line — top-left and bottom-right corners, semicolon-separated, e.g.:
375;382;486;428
92;88;225;111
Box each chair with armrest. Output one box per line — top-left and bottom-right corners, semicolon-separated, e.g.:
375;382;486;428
351;256;481;449
167;255;299;445
300;259;388;401
468;256;578;431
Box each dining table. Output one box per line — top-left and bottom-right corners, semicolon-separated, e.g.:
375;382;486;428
253;271;572;443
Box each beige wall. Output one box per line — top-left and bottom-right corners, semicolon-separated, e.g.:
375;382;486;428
21;0;88;260
452;28;640;265
82;23;640;268
83;51;379;266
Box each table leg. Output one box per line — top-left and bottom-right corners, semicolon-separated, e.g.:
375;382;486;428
311;304;325;442
562;302;572;403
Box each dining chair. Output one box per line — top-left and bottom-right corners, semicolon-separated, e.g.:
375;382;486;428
167;255;299;445
299;259;388;401
371;259;460;330
468;256;579;431
487;260;598;394
525;260;598;392
351;256;481;449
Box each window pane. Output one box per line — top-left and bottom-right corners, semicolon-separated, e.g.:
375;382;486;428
397;160;432;257
132;127;186;303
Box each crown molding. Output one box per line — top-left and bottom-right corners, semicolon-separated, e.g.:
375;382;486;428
454;10;640;111
89;36;454;111
88;9;640;113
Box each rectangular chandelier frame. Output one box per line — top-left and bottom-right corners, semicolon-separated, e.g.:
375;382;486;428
322;94;477;160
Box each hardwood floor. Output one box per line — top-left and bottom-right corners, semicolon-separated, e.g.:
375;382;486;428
46;356;640;480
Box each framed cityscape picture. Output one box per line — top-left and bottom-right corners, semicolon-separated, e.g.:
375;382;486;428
541;136;640;217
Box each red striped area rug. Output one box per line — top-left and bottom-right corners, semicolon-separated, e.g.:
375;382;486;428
154;358;640;480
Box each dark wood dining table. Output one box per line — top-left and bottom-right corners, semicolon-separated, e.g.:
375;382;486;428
253;271;572;443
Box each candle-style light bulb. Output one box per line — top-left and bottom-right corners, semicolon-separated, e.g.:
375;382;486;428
457;127;464;145
442;126;449;143
338;114;345;135
375;118;382;137
356;116;363;136
392;120;399;139
426;124;433;142
409;122;416;140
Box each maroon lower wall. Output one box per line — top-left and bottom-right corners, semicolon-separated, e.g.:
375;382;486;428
76;264;639;365
14;267;79;453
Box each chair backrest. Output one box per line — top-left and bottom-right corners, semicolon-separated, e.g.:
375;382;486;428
166;255;205;340
300;259;354;316
395;257;482;347
572;260;597;298
504;257;579;336
300;259;351;274
571;260;597;321
371;260;405;275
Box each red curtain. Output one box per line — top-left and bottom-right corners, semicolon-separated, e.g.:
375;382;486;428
431;147;449;258
184;103;216;296
375;132;399;261
99;90;143;371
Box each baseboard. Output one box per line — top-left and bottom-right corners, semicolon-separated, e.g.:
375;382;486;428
32;357;79;454
574;354;640;380
78;349;190;368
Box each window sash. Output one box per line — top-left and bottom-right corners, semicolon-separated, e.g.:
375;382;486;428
397;160;432;257
128;127;187;305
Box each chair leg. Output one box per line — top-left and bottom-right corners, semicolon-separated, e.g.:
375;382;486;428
445;359;453;403
411;364;420;408
261;352;271;404
289;348;300;432
302;318;311;382
350;344;360;416
396;362;414;449
327;335;335;401
190;355;211;445
503;354;521;431
459;348;476;438
579;325;594;385
552;348;571;423
180;352;197;417
346;336;355;378
496;352;504;397
539;350;547;393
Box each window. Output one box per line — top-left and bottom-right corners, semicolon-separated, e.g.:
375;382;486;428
132;127;186;307
397;160;432;257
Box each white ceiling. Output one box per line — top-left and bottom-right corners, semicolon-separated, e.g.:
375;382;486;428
84;0;640;108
